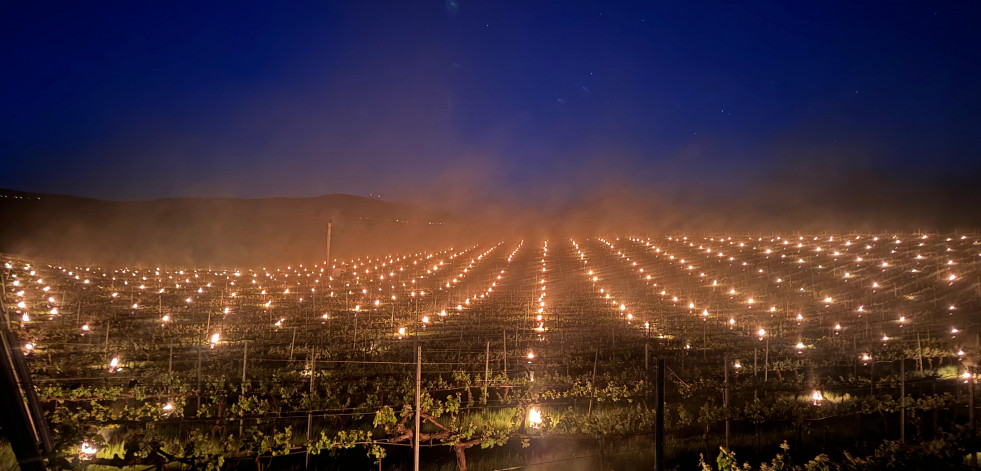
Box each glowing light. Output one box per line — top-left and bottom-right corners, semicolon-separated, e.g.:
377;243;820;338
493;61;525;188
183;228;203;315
80;442;98;459
811;390;824;405
527;406;543;427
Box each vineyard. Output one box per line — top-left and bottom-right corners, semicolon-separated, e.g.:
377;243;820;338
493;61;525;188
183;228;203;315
2;233;981;470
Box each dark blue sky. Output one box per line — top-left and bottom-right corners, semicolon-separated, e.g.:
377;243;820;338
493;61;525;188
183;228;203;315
2;1;979;207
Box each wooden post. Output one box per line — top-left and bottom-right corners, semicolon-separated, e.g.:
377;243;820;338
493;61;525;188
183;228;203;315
917;332;924;373
644;343;649;371
242;341;248;385
326;221;333;263
240;341;248;436
306;347;316;469
724;356;730;449
195;343;202;411
588;348;599;417
414;345;422;471
204;310;212;345
970;366;976;437
655;358;665;471
483;341;490;405
502;330;507;375
900;358;905;443
870;355;875;395
764;337;769;383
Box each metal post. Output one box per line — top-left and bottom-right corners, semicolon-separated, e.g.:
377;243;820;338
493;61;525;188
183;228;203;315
0;331;45;471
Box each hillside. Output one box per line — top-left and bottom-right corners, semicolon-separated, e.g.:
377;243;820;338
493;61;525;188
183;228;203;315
0;189;468;266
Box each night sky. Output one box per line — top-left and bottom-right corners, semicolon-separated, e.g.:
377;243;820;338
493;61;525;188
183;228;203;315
2;1;979;209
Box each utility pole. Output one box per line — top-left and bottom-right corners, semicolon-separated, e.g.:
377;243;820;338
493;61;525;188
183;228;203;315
414;346;422;471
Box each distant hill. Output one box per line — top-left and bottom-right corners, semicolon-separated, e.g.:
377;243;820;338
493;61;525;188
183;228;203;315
0;189;471;266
